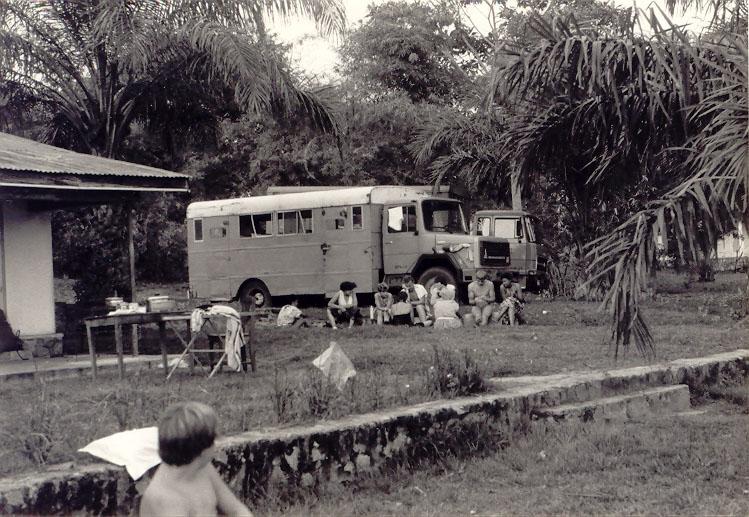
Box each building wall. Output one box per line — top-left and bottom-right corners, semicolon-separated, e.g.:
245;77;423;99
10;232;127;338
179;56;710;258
1;201;55;336
715;222;748;259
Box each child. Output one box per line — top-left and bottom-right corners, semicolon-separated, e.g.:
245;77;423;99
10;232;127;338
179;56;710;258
277;298;306;328
432;285;462;329
390;291;414;326
401;274;431;326
373;282;393;325
327;281;362;329
140;401;253;517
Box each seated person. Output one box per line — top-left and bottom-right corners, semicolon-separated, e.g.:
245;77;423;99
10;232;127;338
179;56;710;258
494;274;526;325
390;291;414;326
401;274;432;326
140;401;253;517
468;269;496;326
276;298;306;328
432;284;462;329
327;281;362;329
373;282;393;325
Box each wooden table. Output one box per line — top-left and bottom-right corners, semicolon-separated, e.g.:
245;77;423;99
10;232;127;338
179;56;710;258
84;311;256;379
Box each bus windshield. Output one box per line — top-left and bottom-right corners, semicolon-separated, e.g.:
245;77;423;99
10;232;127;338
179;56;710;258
422;200;468;234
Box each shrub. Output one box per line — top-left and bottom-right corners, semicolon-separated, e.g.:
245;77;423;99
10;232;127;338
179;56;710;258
426;346;486;397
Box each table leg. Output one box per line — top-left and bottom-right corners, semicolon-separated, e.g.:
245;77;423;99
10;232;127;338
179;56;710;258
158;321;168;378
131;325;139;356
86;322;97;379
114;322;124;380
248;315;256;373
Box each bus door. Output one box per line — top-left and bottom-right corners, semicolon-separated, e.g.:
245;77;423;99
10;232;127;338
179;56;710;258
320;205;365;295
382;204;420;275
203;216;231;298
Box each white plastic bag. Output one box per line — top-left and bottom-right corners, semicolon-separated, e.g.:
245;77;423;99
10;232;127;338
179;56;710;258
312;341;356;391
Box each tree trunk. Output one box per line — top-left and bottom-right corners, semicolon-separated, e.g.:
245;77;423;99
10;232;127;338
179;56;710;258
510;169;523;210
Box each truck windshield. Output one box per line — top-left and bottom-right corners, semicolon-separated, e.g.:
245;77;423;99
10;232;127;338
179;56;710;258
422;200;467;234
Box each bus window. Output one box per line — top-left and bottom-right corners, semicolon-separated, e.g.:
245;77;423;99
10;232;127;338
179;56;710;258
387;205;416;233
352;206;363;230
194;219;203;242
477;217;491;236
278;211;298;235
493;218;518;239
239;213;273;237
300;210;313;233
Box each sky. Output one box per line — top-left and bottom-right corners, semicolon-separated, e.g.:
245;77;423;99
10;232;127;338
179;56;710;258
267;0;712;80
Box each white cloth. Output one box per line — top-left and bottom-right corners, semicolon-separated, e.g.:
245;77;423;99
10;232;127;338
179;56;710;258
79;427;160;480
277;305;303;326
190;305;244;372
312;341;356;391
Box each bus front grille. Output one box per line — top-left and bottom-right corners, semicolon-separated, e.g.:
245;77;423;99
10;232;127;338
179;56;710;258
479;240;510;267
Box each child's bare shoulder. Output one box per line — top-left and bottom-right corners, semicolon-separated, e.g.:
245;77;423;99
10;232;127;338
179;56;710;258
140;479;187;516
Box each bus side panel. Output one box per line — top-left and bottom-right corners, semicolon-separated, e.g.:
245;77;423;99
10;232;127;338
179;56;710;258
227;208;325;297
370;204;383;283
187;216;232;299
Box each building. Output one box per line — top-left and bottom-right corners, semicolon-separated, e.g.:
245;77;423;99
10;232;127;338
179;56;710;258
0;132;188;354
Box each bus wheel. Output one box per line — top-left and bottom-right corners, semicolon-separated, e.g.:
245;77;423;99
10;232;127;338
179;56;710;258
239;281;271;310
418;266;457;293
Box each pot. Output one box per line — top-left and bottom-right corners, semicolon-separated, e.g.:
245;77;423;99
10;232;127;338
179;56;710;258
105;296;124;309
147;295;176;313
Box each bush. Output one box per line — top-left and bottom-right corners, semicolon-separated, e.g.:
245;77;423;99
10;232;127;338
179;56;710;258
426;346;486;397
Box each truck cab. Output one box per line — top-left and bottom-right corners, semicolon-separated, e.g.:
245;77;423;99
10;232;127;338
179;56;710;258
471;210;549;292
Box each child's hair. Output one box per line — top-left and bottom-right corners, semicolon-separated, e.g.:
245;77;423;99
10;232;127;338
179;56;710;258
377;282;389;292
158;401;218;466
397;291;409;302
402;274;414;284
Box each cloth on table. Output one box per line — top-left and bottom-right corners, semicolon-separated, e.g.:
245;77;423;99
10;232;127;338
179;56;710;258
79;427;160;480
190;305;244;371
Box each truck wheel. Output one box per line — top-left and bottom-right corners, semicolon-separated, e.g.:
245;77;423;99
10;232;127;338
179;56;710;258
238;281;271;310
418;266;458;293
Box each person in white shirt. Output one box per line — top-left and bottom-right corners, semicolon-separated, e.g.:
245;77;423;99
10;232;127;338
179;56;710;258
401;274;432;326
327;281;362;329
277;299;306;328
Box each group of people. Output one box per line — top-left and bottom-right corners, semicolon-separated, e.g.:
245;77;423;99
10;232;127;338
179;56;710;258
276;270;525;329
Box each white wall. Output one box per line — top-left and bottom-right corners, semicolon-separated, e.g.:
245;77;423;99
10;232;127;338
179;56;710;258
715;222;748;259
1;201;55;336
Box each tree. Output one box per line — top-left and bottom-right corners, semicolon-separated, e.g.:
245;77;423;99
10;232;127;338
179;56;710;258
489;1;747;354
0;0;345;159
339;0;489;104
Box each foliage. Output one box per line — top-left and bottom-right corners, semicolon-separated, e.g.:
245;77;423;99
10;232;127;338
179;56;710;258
489;2;748;355
339;0;489;104
0;0;345;157
426;346;486;397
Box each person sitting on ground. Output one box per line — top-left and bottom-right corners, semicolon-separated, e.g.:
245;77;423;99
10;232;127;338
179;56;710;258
140;401;253;517
327;281;362;329
494;274;526;326
432;284;462;329
373;282;393;325
390;290;414;326
468;269;496;326
401;274;432;326
276;298;306;328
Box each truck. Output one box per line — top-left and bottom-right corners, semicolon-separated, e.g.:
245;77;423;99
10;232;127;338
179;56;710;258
186;186;517;307
471;210;550;292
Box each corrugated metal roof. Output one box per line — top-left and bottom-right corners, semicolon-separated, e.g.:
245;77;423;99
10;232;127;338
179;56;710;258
0;132;188;179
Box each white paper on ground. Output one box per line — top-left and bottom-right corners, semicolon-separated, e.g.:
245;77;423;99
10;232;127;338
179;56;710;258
312;341;356;391
79;426;161;480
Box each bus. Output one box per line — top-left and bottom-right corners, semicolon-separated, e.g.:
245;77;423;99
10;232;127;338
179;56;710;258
186;186;512;307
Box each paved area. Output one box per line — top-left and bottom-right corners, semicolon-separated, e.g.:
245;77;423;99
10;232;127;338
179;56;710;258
0;354;178;382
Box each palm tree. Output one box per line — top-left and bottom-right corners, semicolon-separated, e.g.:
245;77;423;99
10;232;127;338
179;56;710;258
489;1;747;355
0;0;345;158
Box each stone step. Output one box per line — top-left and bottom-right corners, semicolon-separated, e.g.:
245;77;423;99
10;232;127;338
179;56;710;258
531;384;691;422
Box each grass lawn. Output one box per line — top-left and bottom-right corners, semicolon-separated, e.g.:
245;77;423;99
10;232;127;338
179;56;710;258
0;272;747;478
258;399;749;516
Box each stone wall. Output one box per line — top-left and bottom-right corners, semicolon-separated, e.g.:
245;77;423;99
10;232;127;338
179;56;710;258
1;349;747;515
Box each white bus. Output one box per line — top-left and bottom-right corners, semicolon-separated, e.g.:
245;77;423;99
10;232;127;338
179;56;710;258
186;186;511;307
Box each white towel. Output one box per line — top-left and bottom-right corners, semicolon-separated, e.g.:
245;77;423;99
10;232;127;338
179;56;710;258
190;306;244;372
79;427;160;480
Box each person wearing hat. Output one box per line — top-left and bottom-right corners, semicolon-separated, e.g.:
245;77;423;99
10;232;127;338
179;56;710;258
373;282;394;325
327;281;362;329
432;284;462;329
468;269;496;326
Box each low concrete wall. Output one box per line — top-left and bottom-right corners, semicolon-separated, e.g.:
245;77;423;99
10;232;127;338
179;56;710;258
1;349;747;515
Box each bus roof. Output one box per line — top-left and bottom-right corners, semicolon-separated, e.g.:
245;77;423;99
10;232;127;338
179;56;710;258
186;186;455;219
